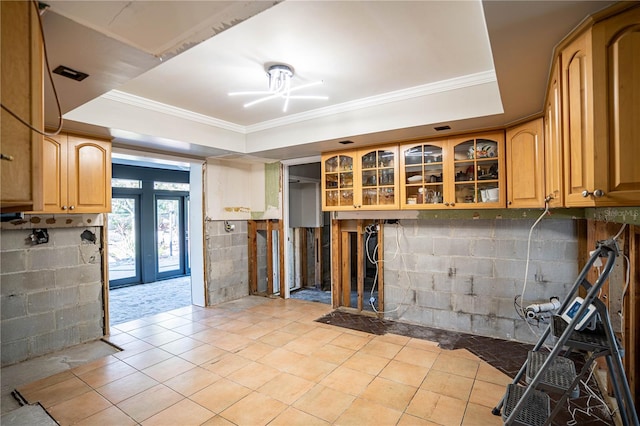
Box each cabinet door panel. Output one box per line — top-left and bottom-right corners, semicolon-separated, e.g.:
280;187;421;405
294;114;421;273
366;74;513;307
67;137;111;212
322;153;355;210
359;147;398;209
507;119;544;208
606;24;640;202
563;33;596;206
41;135;67;212
544;60;564;207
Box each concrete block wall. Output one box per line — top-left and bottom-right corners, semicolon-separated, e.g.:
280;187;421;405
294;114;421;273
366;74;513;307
205;220;248;304
383;218;579;344
1;227;104;366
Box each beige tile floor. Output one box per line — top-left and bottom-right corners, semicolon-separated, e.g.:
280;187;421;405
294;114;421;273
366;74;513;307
16;296;511;426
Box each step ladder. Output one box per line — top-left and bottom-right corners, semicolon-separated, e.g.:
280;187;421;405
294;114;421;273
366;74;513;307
493;238;639;426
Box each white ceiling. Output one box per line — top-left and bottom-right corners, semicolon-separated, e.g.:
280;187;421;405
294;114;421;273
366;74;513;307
41;0;615;161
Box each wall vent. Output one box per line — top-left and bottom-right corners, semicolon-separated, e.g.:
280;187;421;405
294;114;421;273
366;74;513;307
53;65;89;81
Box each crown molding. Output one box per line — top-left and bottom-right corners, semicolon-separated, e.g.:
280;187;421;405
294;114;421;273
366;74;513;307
103;70;496;136
103;90;246;133
246;70;497;133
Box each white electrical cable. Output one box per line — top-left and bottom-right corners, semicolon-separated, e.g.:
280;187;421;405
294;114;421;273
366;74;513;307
367;222;412;315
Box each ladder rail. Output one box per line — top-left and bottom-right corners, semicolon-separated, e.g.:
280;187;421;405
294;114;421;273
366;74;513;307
503;242;618;425
493;243;609;416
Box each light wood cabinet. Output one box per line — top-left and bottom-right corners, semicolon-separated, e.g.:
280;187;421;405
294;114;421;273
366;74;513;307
35;133;112;213
322;145;399;211
400;131;505;209
544;59;564;208
562;4;640;206
0;1;43;212
506;119;545;208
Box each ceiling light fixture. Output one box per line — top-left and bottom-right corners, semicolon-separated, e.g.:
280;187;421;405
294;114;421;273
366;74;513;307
229;64;327;112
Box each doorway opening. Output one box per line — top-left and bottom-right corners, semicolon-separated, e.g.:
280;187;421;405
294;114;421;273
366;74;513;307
107;162;192;325
248;220;284;297
286;162;331;304
331;219;384;314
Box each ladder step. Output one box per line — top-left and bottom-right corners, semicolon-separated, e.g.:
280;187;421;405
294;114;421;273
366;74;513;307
502;384;550;426
525;351;579;397
551;315;609;352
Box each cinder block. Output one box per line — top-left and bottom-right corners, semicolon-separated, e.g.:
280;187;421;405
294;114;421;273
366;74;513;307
472;277;517;299
79;245;101;265
454;257;494;278
54;264;102;288
1;312;55;342
1;339;30;366
432;310;471;332
452;219;495;238
78;282;102;304
433;237;471;257
470;238;497;258
29;247;78;270
55;287;80;308
0;230;32;250
471;315;515;341
31;327;80;358
0;270;52;296
417;290;451;310
451;294;474;314
396;305;433;325
1;294;27;320
0;250;27;274
27;290;54;315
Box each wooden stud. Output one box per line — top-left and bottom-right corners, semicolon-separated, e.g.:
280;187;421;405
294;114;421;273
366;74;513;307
266;220;274;295
278;220;285;298
331;219;341;308
247;220;258;295
101;216;110;336
357;220;364;311
377;219;385;316
314;227;322;289
300;228;308;288
341;229;351;307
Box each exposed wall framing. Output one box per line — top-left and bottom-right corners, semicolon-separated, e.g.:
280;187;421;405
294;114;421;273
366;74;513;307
248;220;285;297
330;218;384;315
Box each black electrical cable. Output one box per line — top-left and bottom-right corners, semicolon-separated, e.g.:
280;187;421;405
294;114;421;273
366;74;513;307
0;0;64;136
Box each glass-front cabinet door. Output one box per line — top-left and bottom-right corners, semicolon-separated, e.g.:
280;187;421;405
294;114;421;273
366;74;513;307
449;132;505;208
400;141;446;208
359;146;399;209
322;146;399;211
322;152;355;210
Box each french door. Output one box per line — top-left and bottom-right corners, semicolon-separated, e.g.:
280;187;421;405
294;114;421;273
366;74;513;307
108;164;190;289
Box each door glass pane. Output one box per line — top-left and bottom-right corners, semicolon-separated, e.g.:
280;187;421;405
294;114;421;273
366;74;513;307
108;198;138;281
157;198;181;274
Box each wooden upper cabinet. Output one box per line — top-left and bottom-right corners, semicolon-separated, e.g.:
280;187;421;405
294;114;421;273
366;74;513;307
562;4;640;206
0;1;43;212
544;59;564;208
562;29;595;207
399;140;447;208
506;118;545;208
322;146;399;211
448;132;505;209
34;133;111;213
597;7;640;206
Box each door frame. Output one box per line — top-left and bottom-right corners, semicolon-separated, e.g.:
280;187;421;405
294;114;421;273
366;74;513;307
108;193;142;288
282;156;322;299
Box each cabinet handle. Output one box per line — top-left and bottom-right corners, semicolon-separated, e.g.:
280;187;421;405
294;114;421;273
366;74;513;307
69;205;75;210
581;189;605;198
1;153;14;161
508;201;512;205
444;202;449;206
450;202;455;207
61;205;67;210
